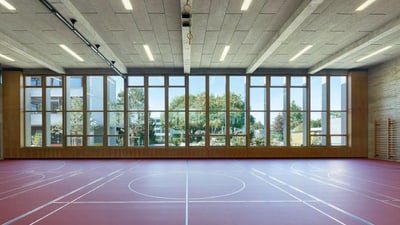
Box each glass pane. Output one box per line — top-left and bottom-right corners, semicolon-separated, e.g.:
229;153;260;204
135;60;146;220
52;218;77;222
331;136;346;146
290;112;306;146
230;112;246;135
169;112;186;147
210;112;226;135
330;76;346;110
149;87;165;110
66;76;83;110
149;76;164;86
311;136;326;146
270;88;286;110
190;134;205;146
108;112;124;137
25;112;42;147
330;112;346;135
290;88;306;111
189;111;206;140
310;112;327;135
67;137;83;146
88;136;103;146
25;88;42;111
270;76;286;86
128;76;144;86
209;76;226;110
250;111;266;146
46;76;62;86
88;112;104;135
250;88;266;110
291;76;306;86
87;76;104;110
310;76;326;110
210;136;226;146
149;112;165;146
46;88;62;111
189;76;205;110
107;76;125;110
46;112;63;147
128;88;145;110
108;136;123;146
25;76;41;86
108;111;125;146
128;112;145;147
271;112;286;146
230;76;246;110
230;136;246;146
250;76;265;86
67;112;83;135
169;87;185;111
169;76;185;86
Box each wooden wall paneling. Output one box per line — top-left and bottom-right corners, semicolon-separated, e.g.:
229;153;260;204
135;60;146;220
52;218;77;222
2;71;23;158
348;71;369;157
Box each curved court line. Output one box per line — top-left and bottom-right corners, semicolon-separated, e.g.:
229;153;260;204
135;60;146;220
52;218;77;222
128;172;246;200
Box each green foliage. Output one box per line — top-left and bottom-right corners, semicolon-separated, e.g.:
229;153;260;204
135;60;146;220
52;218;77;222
69;97;83;135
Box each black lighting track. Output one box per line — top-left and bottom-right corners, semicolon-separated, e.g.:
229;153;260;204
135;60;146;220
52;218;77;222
39;0;127;79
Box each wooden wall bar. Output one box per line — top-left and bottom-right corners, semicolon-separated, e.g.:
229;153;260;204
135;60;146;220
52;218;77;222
2;70;369;159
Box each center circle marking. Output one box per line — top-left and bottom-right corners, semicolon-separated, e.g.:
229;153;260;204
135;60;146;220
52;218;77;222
128;172;245;200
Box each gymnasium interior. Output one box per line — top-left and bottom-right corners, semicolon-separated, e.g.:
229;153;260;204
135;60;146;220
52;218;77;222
0;0;400;224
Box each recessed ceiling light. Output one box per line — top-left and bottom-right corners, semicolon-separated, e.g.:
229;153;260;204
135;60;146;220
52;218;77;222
59;44;84;62
220;45;230;62
289;45;313;62
143;45;154;61
356;46;392;62
241;0;253;11
122;0;133;10
355;0;376;11
0;0;16;10
0;53;15;62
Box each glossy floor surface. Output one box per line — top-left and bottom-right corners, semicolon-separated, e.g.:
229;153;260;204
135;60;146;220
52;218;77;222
1;159;400;225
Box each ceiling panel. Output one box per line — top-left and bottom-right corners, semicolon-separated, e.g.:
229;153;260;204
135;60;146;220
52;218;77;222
0;0;399;74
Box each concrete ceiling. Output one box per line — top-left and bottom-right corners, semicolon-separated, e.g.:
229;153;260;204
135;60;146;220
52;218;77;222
0;0;399;75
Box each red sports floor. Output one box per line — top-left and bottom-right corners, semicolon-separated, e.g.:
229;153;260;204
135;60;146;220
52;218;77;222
1;159;400;225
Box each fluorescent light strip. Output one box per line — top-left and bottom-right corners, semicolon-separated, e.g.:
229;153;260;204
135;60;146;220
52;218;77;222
355;0;376;11
241;0;253;11
0;0;16;10
289;45;313;62
143;45;154;61
122;0;133;10
0;53;15;61
356;46;392;62
220;45;230;62
59;44;84;62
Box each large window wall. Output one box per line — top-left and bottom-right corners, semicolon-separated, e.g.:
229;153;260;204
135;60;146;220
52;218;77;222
23;73;347;148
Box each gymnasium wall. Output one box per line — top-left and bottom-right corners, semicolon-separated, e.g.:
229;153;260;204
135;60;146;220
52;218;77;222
1;70;368;159
368;57;400;158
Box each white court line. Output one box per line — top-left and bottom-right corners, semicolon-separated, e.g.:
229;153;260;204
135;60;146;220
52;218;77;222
292;169;400;209
28;172;124;225
0;171;81;198
53;199;319;204
185;160;189;225
251;168;266;176
3;168;122;225
251;172;347;225
268;175;374;225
